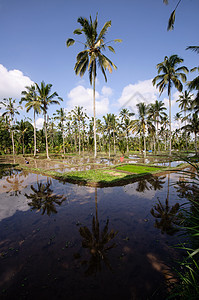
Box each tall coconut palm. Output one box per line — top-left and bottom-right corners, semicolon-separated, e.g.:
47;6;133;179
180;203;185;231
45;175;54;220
110;114;118;155
148;100;167;153
71;106;84;155
1;98;22;156
53;108;67;155
182;113;199;155
177;90;193;151
119;108;134;153
66;14;122;158
152;54;188;155
35;81;62;159
103;113;113;158
20;85;42;157
136;102;148;157
160;115;169;151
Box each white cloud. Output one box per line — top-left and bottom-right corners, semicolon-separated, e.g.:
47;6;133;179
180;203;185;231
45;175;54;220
102;86;113;97
163;91;181;109
66;85;109;116
0;64;33;99
117;79;159;114
36;118;44;129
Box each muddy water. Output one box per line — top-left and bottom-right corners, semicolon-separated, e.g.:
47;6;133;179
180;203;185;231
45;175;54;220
0;168;189;299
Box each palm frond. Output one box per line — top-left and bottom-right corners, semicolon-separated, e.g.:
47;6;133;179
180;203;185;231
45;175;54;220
73;29;82;35
66;38;75;47
97;20;111;42
114;39;122;43
107;45;115;53
172;76;183;92
167;9;176;31
186;46;199;54
187;76;199;91
74;56;89;77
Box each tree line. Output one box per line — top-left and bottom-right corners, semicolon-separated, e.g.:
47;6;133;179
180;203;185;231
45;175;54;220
0;85;198;157
0;14;198;158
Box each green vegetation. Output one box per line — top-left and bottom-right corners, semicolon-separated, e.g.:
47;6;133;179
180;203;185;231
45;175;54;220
116;164;163;173
17;162;166;187
169;163;199;299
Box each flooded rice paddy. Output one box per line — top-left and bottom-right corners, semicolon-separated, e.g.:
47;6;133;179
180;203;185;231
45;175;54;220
3;154;184;173
0;159;190;299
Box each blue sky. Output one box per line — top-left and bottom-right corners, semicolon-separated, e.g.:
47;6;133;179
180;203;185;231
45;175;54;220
0;0;198;129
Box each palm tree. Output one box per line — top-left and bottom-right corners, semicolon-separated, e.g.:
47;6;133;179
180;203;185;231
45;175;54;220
53;108;67;155
136;102;148;157
66;14;122;158
71;106;84;155
20;85;42;157
15;119;31;155
187;67;199;112
119;109;134;153
1;98;22;156
78;188;118;275
150;173;182;235
25;179;66;215
110;114;118;155
182;113;199;154
152;54;188;155
35;81;62;159
160;115;169;151
177;90;193;151
103;113;113;158
148;100;167;152
174;112;182;130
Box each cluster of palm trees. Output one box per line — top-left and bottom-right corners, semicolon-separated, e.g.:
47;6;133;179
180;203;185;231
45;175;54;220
0;87;198;157
0;14;198;157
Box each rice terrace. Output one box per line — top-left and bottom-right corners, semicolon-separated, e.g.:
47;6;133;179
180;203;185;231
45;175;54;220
0;0;199;299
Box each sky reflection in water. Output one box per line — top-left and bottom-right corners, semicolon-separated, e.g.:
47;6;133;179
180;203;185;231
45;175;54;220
0;169;189;299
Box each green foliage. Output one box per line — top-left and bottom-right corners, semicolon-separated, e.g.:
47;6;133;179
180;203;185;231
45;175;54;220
116;164;163;173
170;161;199;299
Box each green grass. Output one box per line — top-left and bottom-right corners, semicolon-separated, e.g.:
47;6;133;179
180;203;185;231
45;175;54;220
17;163;166;187
116;164;163;174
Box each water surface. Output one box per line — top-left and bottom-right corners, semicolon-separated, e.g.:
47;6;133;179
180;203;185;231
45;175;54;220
0;168;188;299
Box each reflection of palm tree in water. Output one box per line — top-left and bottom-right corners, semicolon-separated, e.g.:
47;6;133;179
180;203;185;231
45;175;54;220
150;173;183;235
78;188;118;276
25;178;66;215
136;175;166;193
3;170;27;196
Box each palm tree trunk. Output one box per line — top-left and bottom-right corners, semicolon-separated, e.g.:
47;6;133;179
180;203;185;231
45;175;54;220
93;62;97;158
157;120;160;153
126;131;129;153
143;134;146;157
22;133;25;155
78;121;81;155
109;132;111;158
169;92;172;156
113;131;116;155
194;132;198;155
62;128;65;155
34;110;37;157
185;111;188;152
44;113;49;159
11;129;15;156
